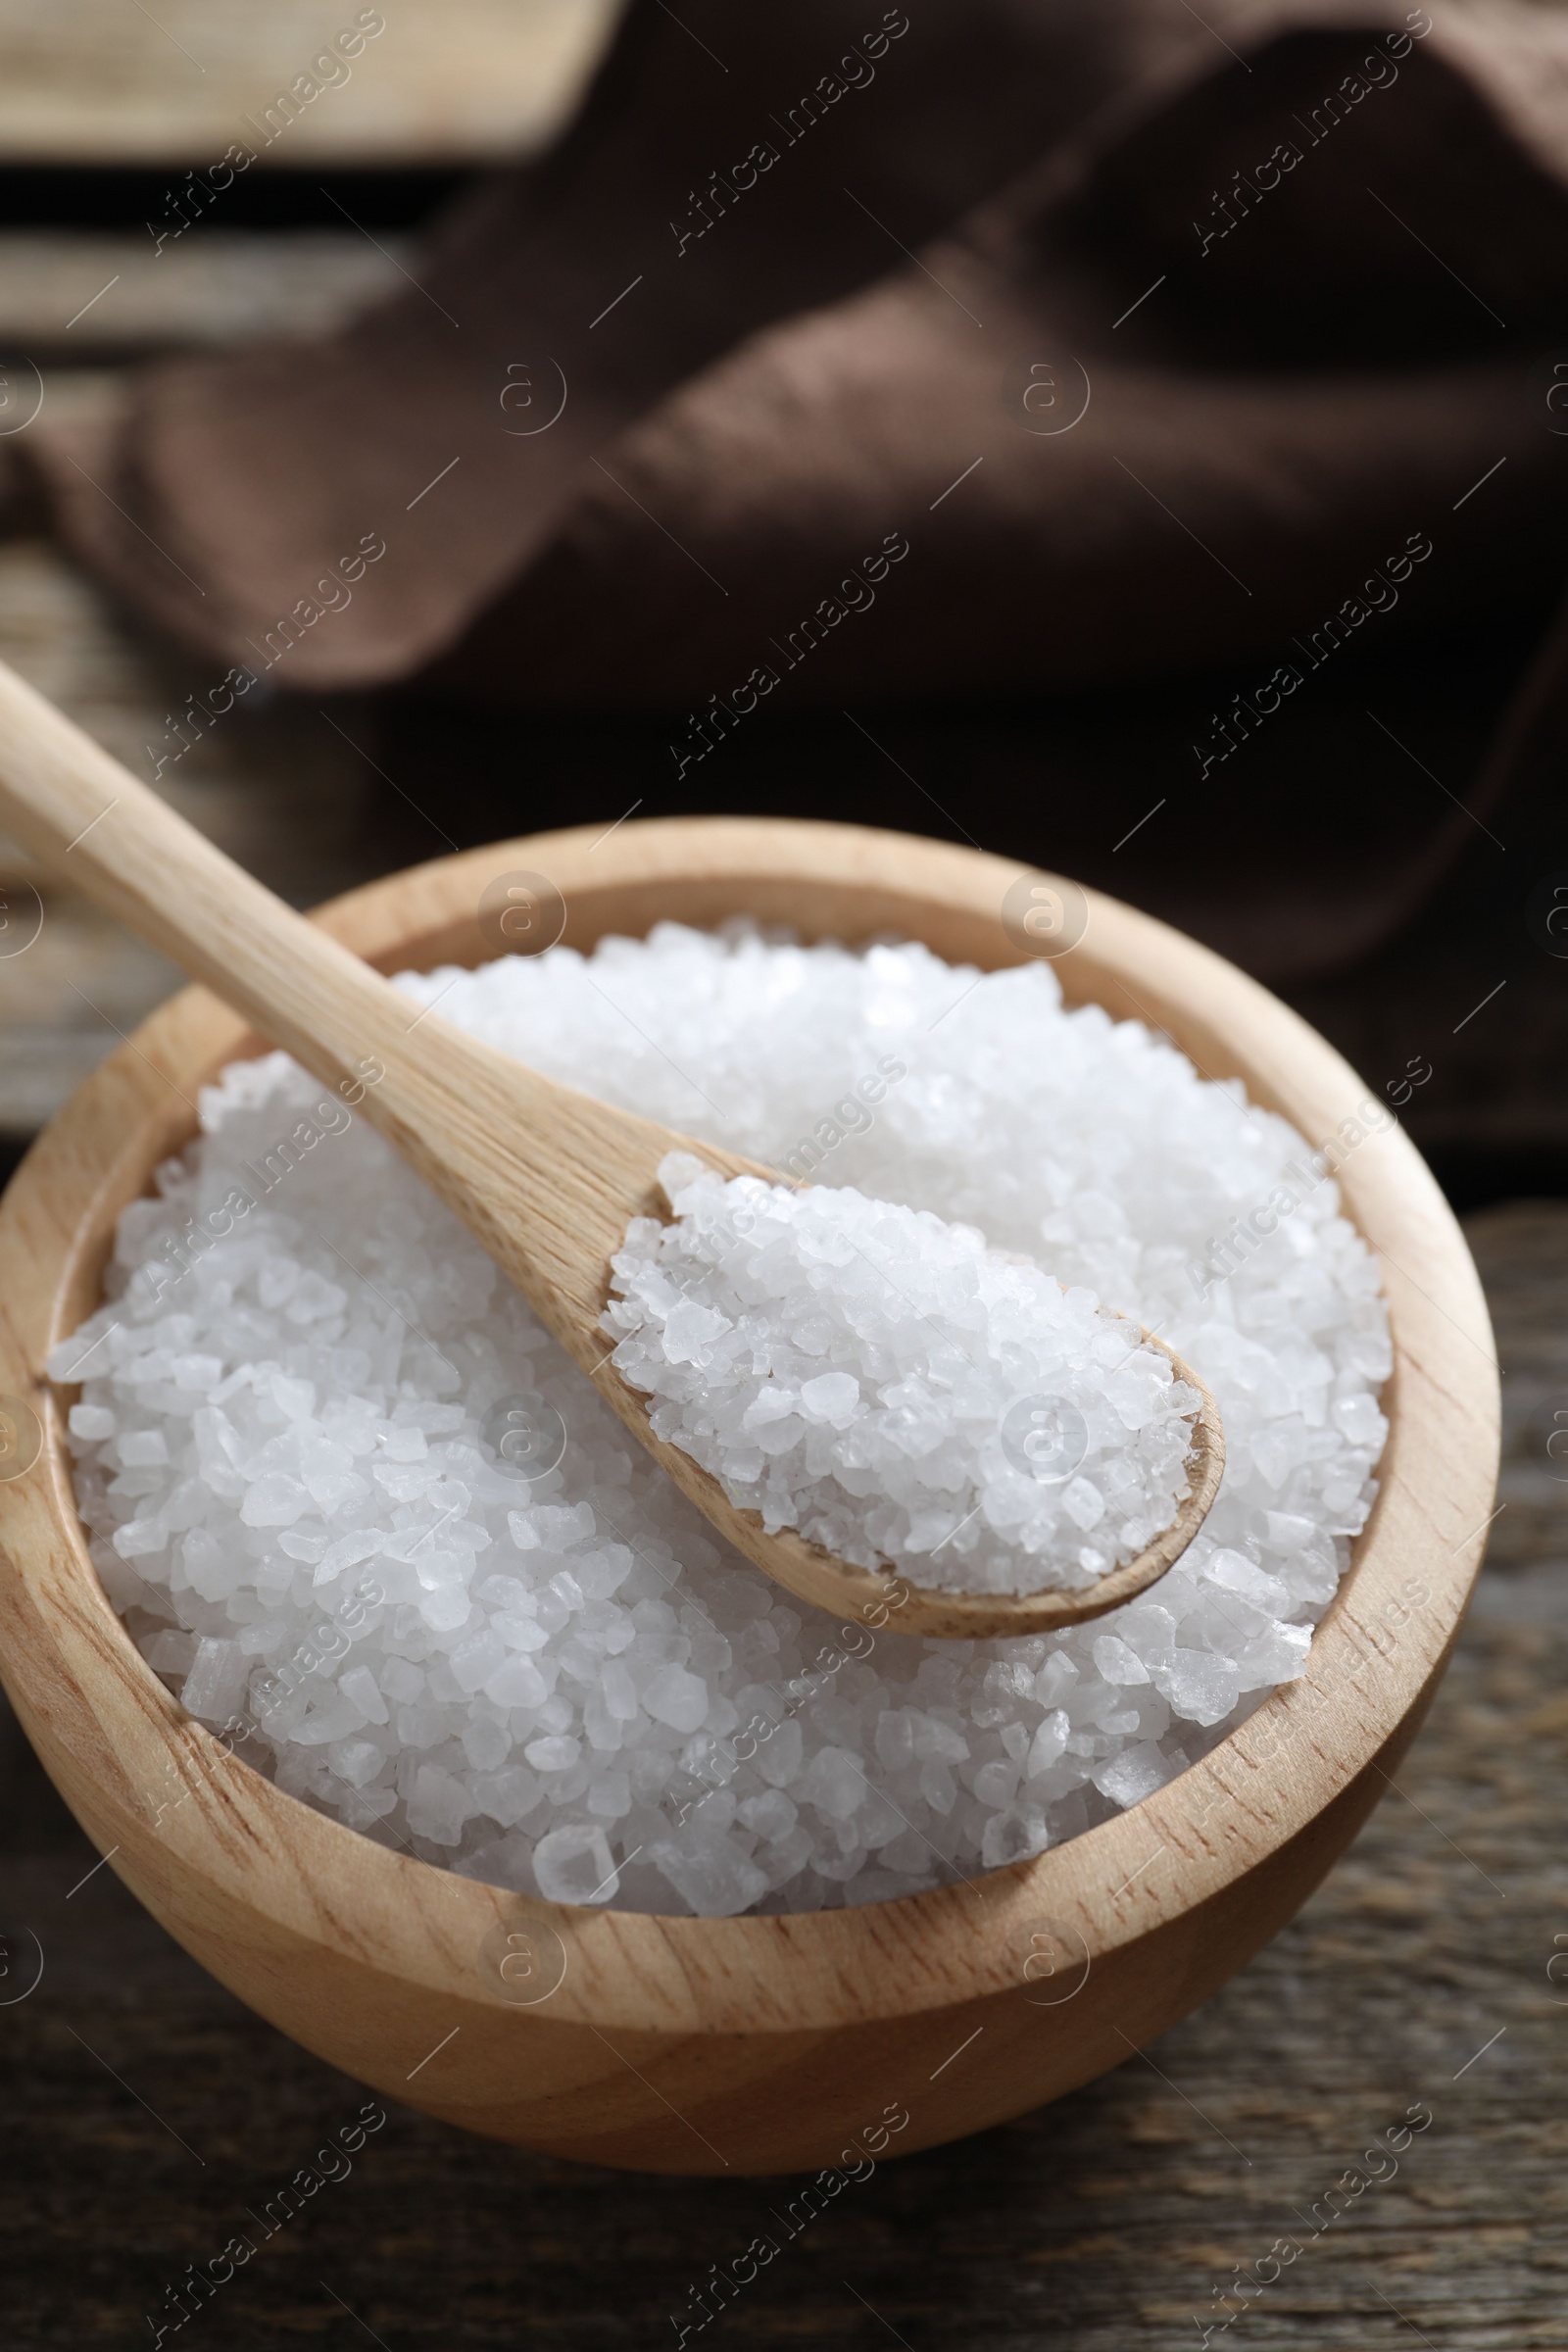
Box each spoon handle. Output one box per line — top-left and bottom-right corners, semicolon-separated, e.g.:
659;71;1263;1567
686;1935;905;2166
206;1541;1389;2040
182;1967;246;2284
0;656;433;1079
0;654;683;1368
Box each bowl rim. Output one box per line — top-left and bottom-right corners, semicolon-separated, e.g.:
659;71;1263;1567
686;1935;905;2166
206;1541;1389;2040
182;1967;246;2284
0;814;1499;2040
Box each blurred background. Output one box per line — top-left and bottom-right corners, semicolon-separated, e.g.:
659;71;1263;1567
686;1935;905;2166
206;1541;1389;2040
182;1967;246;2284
1;5;1563;2346
0;0;1559;1204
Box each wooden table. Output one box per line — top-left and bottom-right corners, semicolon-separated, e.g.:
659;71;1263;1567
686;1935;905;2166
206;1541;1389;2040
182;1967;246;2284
0;67;1561;2344
0;0;617;166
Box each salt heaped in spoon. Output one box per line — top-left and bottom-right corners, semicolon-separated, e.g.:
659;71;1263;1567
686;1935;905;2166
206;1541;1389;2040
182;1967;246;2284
605;1153;1202;1597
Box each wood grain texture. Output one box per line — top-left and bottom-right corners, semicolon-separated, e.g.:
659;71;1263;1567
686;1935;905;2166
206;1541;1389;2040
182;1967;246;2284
0;514;404;1137
0;815;1500;2173
0;0;617;165
0;230;402;353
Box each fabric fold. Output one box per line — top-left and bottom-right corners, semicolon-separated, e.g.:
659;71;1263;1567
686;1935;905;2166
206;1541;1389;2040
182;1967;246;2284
17;0;1568;985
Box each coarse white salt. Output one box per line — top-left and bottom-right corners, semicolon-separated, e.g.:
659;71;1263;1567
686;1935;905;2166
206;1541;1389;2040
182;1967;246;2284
606;1158;1200;1594
53;922;1390;1917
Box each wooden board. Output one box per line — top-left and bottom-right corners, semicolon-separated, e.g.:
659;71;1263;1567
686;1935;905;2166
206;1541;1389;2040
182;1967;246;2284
0;230;403;352
0;0;618;165
0;227;447;1140
0;522;395;1132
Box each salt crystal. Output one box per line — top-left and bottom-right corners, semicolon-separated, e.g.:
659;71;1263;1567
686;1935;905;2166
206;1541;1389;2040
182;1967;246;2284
1158;1649;1243;1727
797;1745;866;1821
799;1373;859;1426
240;1474;311;1528
119;1430;170;1468
738;1788;797;1841
378;1657;423;1705
114;1515;167;1560
407;1763;474;1844
1093;1740;1176;1808
476;1764;542;1827
179;1635;250;1722
339;1664;389;1724
461;1717;511;1774
1091;1634;1151;1687
641;1663;709;1734
533;1822;617;1903
973;1758;1022;1808
1026;1709;1070;1775
524;1735;581;1773
1333;1393;1388;1449
329;1739;387;1789
980;1805;1051;1869
645;1833;769;1918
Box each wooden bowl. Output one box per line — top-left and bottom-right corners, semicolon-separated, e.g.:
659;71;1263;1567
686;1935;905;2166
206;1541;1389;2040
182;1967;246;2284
0;817;1498;2175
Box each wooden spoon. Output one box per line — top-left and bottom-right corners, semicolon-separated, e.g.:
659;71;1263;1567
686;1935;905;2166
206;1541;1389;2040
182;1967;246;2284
0;658;1223;1637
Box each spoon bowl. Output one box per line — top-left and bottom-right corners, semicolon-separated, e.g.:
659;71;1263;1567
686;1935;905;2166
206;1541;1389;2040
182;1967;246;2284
701;1320;1225;1639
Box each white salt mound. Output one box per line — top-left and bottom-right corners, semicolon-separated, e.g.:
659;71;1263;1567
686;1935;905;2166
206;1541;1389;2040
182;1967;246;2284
53;923;1390;1917
607;1157;1201;1595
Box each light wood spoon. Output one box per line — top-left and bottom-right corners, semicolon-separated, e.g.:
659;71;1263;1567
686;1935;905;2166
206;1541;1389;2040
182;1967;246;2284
0;659;1223;1638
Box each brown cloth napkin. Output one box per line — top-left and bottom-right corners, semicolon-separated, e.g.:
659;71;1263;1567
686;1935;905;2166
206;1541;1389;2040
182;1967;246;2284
24;0;1568;977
